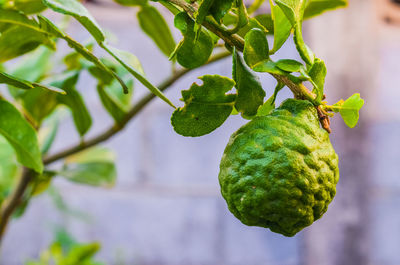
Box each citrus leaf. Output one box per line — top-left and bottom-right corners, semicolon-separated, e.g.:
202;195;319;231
257;82;285;116
0;99;43;173
60;147;117;187
243;28;269;68
254;14;274;33
233;51;265;118
52;71;92;136
196;0;215;26
37;15;130;94
274;0;314;64
0;11;129;94
113;0;147;6
308;58;326;101
171;75;236;137
334;93;364;128
0;25;55;62
248;0;265;14
97;85;127;124
270;3;292;53
42;0;105;43
252;60;288;75
65;146;116;164
137;5;176;57
91;58;133;124
236;17;268;38
275;59;303;72
38;111;61;155
14;0;47;14
304;0;348;19
173;12;213;69
274;0;306;25
0;135;19;204
0;71;63;94
100;43;176;108
9;46;53;88
209;0;234;21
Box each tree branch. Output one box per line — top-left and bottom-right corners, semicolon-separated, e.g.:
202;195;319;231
0;168;35;243
163;0;331;133
0;51;230;243
44;50;230;165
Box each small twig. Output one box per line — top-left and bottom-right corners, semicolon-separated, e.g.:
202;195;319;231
0;168;36;243
316;106;331;133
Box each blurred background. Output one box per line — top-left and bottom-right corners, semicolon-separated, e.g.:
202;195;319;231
1;0;400;264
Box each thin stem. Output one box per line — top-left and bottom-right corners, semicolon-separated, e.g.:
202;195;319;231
0;168;35;243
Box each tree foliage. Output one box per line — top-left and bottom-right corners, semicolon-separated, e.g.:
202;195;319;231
0;0;363;244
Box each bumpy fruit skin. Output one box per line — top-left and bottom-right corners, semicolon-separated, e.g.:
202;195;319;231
219;99;339;237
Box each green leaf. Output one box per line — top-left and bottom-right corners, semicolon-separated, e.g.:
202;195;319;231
0;99;43;173
333;93;364;128
100;43;176;108
0;71;64;94
9;46;53;87
97;85;127;124
0;25;55;62
304;0;348;19
209;0;234;21
273;0;305;25
233;51;265;118
42;0;105;43
275;59;303;72
13;0;47;14
257;82;284;116
52;72;92;136
308;58;326;101
137;5;176;57
171;75;236;137
37;15;131;94
254;14;274;33
236;16;268;38
0;135;19;204
113;0;147;5
64;243;101;264
59;162;116;187
38;113;60;155
274;0;314;64
270;3;292;53
31;171;54;196
243;28;269;68
60;147;117;187
0;11;129;94
91;58;134;124
173;12;214;69
65;146;116;164
252;60;288;75
20;87;59;126
196;0;215;26
248;0;265;14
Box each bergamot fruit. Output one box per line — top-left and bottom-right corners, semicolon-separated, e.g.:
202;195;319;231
218;99;339;236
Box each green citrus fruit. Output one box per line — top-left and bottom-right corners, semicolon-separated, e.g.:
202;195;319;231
218;99;339;236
